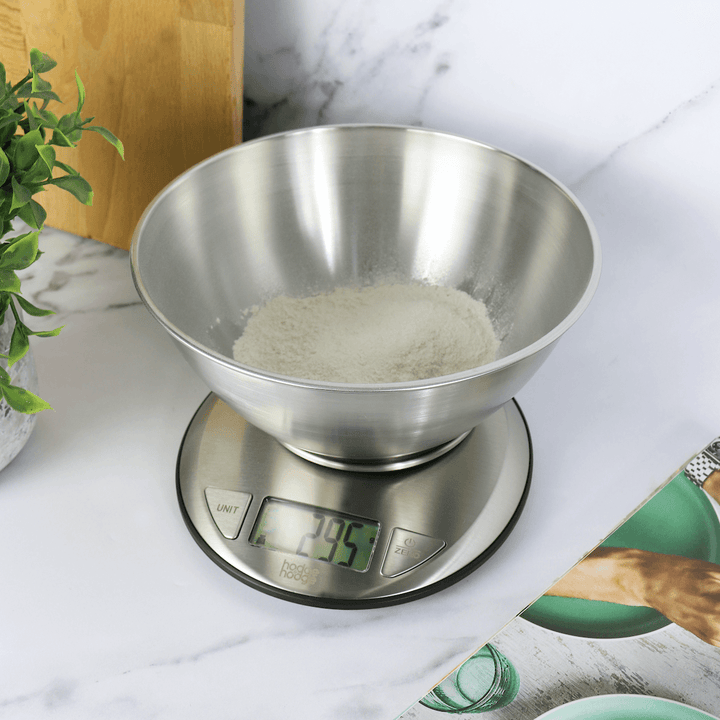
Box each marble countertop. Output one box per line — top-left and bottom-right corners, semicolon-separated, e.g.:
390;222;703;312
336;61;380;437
2;2;720;718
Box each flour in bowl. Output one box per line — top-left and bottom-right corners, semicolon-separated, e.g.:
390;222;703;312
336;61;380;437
232;283;499;383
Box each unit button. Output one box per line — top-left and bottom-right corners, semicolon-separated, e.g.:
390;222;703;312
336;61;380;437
381;528;446;578
204;488;252;539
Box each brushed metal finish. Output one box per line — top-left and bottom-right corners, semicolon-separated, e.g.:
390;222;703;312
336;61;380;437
177;395;531;606
132;125;600;461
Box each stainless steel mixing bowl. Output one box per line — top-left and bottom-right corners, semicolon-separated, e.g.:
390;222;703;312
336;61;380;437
130;125;600;465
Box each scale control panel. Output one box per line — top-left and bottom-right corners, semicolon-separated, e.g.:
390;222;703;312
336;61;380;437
203;487;446;580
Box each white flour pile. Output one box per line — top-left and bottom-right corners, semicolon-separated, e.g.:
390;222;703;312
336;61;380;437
232;283;499;383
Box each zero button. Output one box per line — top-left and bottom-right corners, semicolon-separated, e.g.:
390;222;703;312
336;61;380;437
381;528;445;577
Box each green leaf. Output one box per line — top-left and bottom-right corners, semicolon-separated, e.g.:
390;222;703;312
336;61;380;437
0;62;5;88
13;293;55;317
58;112;80;133
57;114;73;131
29;49;57;74
19;155;52;186
36;106;58;128
49;174;93;205
24;101;56;131
24;101;39;130
7;321;29;366
50;127;74;147
16;86;61;103
0;109;17;125
0;111;19;129
0;380;53;413
31;68;53;95
0;146;9;185
0;365;9;383
0;230;39;269
16;198;46;229
28;325;63;338
13;128;43;170
1;87;24;111
10;176;32;211
36;142;55;172
87;125;125;160
0;293;8;324
0;268;20;292
54;161;79;176
0;117;18;146
75;71;85;113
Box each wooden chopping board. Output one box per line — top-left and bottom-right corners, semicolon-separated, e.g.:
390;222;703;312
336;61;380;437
0;0;245;250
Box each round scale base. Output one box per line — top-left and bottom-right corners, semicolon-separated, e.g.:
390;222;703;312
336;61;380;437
177;394;533;609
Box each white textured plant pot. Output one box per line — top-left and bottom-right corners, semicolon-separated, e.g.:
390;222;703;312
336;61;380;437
0;311;39;472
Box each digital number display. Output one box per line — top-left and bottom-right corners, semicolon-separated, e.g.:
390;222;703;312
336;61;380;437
249;498;379;572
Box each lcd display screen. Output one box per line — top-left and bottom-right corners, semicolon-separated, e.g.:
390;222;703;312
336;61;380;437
249;498;379;572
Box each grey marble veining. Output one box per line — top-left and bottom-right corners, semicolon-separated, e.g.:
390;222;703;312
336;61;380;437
572;73;720;193
244;0;720;188
243;0;462;138
17;224;139;322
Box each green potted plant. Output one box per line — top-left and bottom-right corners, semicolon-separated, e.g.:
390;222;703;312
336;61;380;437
0;48;123;470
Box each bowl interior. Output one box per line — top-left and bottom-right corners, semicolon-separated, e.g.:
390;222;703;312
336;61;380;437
132;125;598;382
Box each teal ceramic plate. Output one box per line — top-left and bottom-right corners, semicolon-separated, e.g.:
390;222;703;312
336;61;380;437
534;695;720;720
522;474;720;639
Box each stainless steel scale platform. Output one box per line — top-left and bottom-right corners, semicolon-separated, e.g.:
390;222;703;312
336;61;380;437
177;394;532;608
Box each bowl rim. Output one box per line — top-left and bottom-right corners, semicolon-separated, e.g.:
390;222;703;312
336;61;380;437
530;694;720;720
130;123;602;392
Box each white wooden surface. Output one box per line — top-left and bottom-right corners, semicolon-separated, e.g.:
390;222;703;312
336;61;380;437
399;620;720;719
399;495;720;719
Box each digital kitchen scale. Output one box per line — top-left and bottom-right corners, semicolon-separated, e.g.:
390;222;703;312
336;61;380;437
177;394;532;608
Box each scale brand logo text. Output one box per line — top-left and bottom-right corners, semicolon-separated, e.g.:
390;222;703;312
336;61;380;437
279;560;321;586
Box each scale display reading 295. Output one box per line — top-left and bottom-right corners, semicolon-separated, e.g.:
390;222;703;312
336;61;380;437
249;498;379;572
